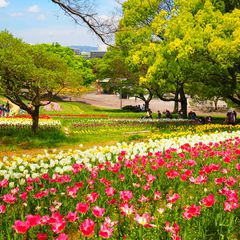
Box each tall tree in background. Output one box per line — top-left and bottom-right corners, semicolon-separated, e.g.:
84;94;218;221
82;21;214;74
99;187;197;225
0;32;86;133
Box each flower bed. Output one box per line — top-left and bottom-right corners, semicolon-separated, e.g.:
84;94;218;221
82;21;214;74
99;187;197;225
0;132;239;239
0;118;61;129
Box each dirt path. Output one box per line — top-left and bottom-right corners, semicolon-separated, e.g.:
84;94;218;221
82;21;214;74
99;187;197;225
71;92;231;116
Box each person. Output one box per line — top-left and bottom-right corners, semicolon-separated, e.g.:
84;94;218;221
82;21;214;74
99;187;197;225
5;101;10;117
146;108;153;119
188;111;197;120
225;109;235;125
178;109;184;119
205;115;213;124
198;117;206;124
157;110;161;119
165;110;172;119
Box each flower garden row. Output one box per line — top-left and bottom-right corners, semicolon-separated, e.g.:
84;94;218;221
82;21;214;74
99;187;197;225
0;118;61;129
0;129;239;239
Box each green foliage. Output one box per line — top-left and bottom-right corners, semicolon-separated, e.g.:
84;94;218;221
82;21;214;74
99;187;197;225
41;43;96;86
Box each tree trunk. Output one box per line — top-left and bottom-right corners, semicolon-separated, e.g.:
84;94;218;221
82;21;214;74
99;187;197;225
214;98;219;111
173;89;179;113
179;86;187;118
31;106;40;134
144;100;150;111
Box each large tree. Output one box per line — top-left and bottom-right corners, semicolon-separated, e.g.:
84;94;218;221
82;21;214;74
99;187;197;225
0;32;85;132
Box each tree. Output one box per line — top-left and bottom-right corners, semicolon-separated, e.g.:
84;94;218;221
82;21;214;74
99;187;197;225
41;43;96;94
0;32;84;133
51;0;118;45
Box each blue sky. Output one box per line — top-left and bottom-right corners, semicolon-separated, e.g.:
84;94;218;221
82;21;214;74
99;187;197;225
0;0;118;48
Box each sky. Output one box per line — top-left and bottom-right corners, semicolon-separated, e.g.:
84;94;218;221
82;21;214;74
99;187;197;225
0;0;119;49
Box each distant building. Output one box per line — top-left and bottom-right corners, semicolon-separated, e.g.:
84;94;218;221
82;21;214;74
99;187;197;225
70;48;81;55
90;51;106;59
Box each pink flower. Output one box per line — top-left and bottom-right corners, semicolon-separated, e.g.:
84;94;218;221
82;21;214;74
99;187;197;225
120;190;133;202
66;211;79;222
105;187;116;197
146;174;156;183
167;193;180;203
67;186;79;198
26;214;41;227
13;220;30;234
0;179;8;188
2;193;16;204
56;233;69;240
119;203;135;216
201;194;216;207
166;170;179;179
0;204;6;213
153;191;162;200
103;216;118;228
80;218;95;237
99;224;114;239
224;201;239;212
182;204;201;220
92;206;105;218
134;213;156;228
86;192;99;203
76;202;90;214
138;194;150;203
20;192;28;201
37;233;48;240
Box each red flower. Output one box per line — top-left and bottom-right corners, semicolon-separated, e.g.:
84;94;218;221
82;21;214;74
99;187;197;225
99;224;114;239
37;233;48;240
105;187;116;197
86;192;99;203
182;204;201;220
0;179;8;188
80;219;95;237
76;202;90;214
26;214;41;227
92;206;105;218
120;190;133;201
56;233;69;240
201;194;216;207
66;211;79;222
13;220;30;234
0;204;6;213
167;193;180;203
2;193;16;204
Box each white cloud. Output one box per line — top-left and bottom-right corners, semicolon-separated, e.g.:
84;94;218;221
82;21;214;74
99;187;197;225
37;14;46;21
27;5;40;13
14;26;101;46
10;12;24;17
0;0;8;8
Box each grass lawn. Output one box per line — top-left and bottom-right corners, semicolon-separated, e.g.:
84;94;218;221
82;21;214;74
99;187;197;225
0;99;238;157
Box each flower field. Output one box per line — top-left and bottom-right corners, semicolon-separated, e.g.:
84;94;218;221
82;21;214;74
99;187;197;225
0;118;61;129
0;129;239;239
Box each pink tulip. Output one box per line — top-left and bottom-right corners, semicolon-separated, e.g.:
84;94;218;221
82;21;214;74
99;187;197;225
0;179;8;188
76;202;90;214
80;218;95;237
99;224;114;239
66;211;79;222
26;214;41;227
120;190;133;201
0;204;6;213
201;194;216;207
92;206;105;218
37;232;48;240
56;233;68;240
2;193;16;204
13;220;30;234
